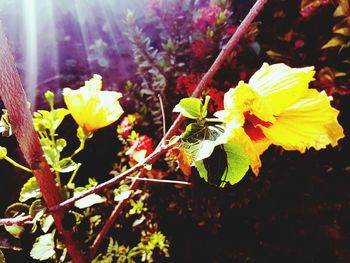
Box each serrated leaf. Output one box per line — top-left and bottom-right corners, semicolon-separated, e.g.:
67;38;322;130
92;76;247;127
182;123;226;161
74;193;106;209
195;142;249;187
173;98;204;119
19;177;42;202
30;233;55;261
42;146;58;167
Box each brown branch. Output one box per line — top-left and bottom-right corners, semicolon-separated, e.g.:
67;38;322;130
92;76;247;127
0;23;86;262
88;0;269;259
89;170;145;259
0;215;33;226
48;142;173;212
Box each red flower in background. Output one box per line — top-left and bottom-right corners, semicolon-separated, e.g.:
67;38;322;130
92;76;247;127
208;88;225;112
225;25;238;35
117;114;139;138
193;5;222;32
176;73;200;96
175;73;224;112
191;39;212;59
128;135;154;163
294;39;305;49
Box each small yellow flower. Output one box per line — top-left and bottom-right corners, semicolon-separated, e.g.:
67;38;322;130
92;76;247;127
63;74;124;134
216;63;345;175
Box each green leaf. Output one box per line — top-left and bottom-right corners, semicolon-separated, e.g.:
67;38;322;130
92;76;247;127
114;185;132;202
30;233;55;261
0;249;6;263
195;142;249;187
4;225;25;239
40;215;54;233
42;145;59;167
52;108;70;130
182;123;226;161
57;158;78;173
74;193;106;209
334;27;350;36
29;200;46;221
55;138;67;152
3;203;29;239
173;98;204;119
44;91;55;108
5;203;29;217
322;37;343;49
19;177;42;202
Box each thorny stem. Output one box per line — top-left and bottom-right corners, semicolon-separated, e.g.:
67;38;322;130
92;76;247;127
4;156;32;173
88;0;269;259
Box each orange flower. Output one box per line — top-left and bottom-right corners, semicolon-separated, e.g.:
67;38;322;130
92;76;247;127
63;74;123;134
215;63;344;175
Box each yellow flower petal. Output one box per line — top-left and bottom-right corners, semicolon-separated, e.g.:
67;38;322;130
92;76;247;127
260;89;344;152
249;63;315;116
218;81;261;125
63;75;124;133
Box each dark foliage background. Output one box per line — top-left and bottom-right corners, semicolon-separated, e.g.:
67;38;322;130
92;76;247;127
0;0;349;262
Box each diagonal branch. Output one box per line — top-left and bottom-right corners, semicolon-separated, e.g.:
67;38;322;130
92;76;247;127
0;23;86;262
88;0;269;259
49;0;268;214
0;215;33;226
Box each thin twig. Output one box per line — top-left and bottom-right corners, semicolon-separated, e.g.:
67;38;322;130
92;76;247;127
88;0;269;259
158;94;166;141
0;215;33;226
126;176;192;185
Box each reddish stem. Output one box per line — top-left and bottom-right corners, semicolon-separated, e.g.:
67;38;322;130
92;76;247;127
89;0;269;259
0;24;86;262
0;215;33;226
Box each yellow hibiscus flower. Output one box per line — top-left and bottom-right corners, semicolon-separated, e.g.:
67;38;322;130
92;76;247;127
63;74;124;134
215;63;345;175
